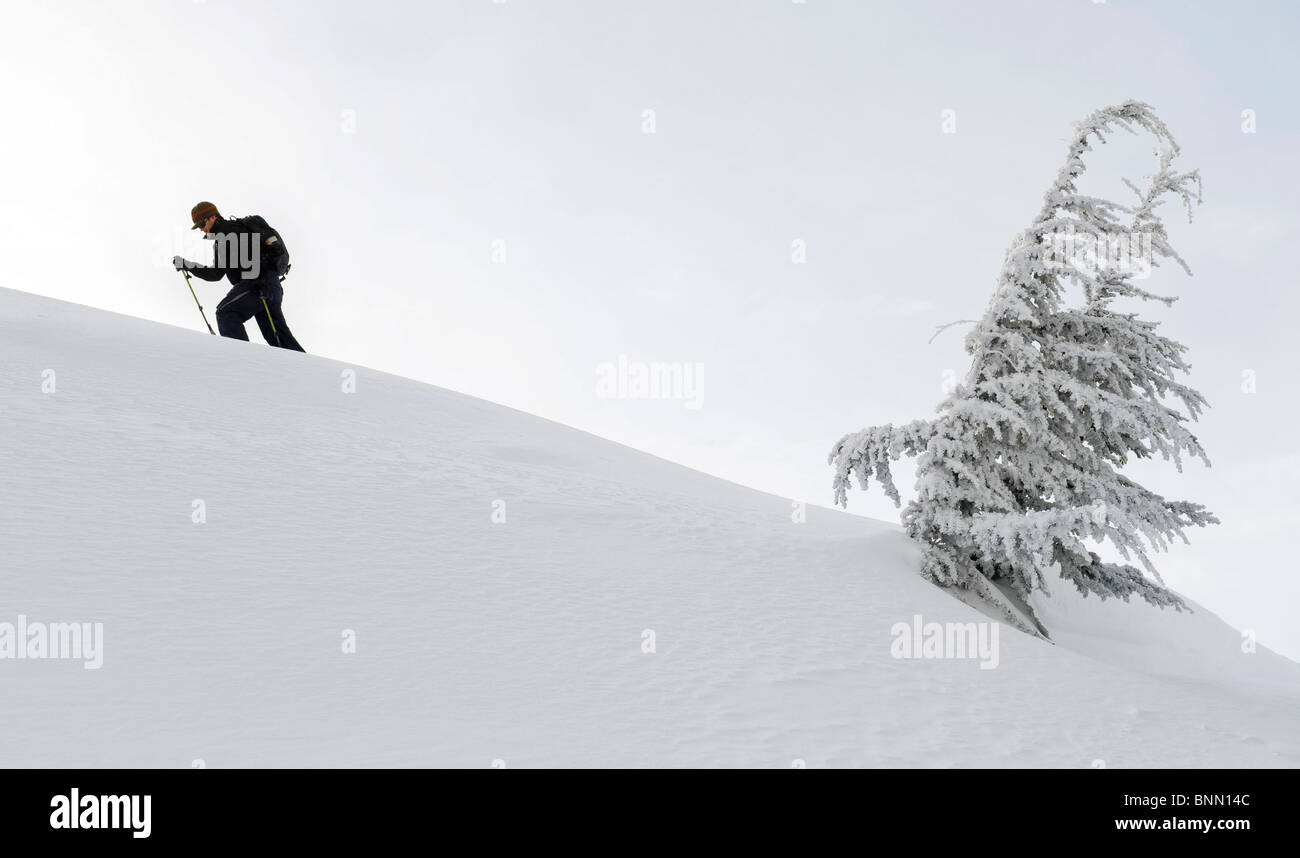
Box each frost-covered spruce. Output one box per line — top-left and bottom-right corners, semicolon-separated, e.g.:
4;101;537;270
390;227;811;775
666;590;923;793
829;101;1218;636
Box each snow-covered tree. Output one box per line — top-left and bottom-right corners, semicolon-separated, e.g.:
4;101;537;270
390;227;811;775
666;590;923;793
829;102;1218;636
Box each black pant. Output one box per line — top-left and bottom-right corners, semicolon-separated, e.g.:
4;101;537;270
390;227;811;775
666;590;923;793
216;280;305;352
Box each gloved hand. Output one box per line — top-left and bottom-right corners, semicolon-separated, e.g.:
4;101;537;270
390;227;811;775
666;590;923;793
172;255;188;271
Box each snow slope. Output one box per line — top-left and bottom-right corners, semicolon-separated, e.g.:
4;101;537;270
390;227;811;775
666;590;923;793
1;286;1296;767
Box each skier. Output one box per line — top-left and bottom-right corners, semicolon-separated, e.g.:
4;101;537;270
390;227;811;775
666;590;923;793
173;201;305;352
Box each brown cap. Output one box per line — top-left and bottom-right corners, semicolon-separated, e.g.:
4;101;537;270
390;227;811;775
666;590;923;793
190;201;219;229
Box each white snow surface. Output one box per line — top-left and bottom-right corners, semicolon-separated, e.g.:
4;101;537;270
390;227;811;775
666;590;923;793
1;286;1296;767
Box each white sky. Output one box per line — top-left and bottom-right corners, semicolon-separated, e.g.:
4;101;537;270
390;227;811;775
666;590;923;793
3;0;1297;660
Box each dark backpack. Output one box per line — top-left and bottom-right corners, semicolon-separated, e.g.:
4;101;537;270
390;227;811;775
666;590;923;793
244;215;291;281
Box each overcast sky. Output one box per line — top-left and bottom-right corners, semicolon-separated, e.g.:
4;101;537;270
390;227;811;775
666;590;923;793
3;0;1298;659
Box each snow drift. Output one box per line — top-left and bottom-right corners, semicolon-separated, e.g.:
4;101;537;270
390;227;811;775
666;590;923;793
1;286;1296;767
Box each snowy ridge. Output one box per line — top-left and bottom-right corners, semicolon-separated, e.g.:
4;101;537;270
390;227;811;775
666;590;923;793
1;286;1296;767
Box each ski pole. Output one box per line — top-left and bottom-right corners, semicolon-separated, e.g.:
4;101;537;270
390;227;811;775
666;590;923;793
181;270;215;335
261;294;282;347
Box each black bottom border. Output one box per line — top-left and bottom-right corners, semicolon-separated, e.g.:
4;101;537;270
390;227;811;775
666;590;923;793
3;767;1290;845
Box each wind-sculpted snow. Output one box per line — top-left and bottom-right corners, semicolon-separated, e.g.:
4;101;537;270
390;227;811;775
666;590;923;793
1;287;1296;767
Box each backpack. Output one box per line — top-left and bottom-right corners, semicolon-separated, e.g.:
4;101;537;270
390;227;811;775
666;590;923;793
244;215;291;281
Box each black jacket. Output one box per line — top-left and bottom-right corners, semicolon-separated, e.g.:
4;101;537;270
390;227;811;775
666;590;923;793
184;215;289;288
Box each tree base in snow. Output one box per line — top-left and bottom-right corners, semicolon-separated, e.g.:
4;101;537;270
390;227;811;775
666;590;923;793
942;574;1054;642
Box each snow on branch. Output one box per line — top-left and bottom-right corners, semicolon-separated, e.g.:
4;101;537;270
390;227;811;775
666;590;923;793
829;102;1216;633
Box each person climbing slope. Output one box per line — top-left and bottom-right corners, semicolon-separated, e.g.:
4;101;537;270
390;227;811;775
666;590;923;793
173;201;305;352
